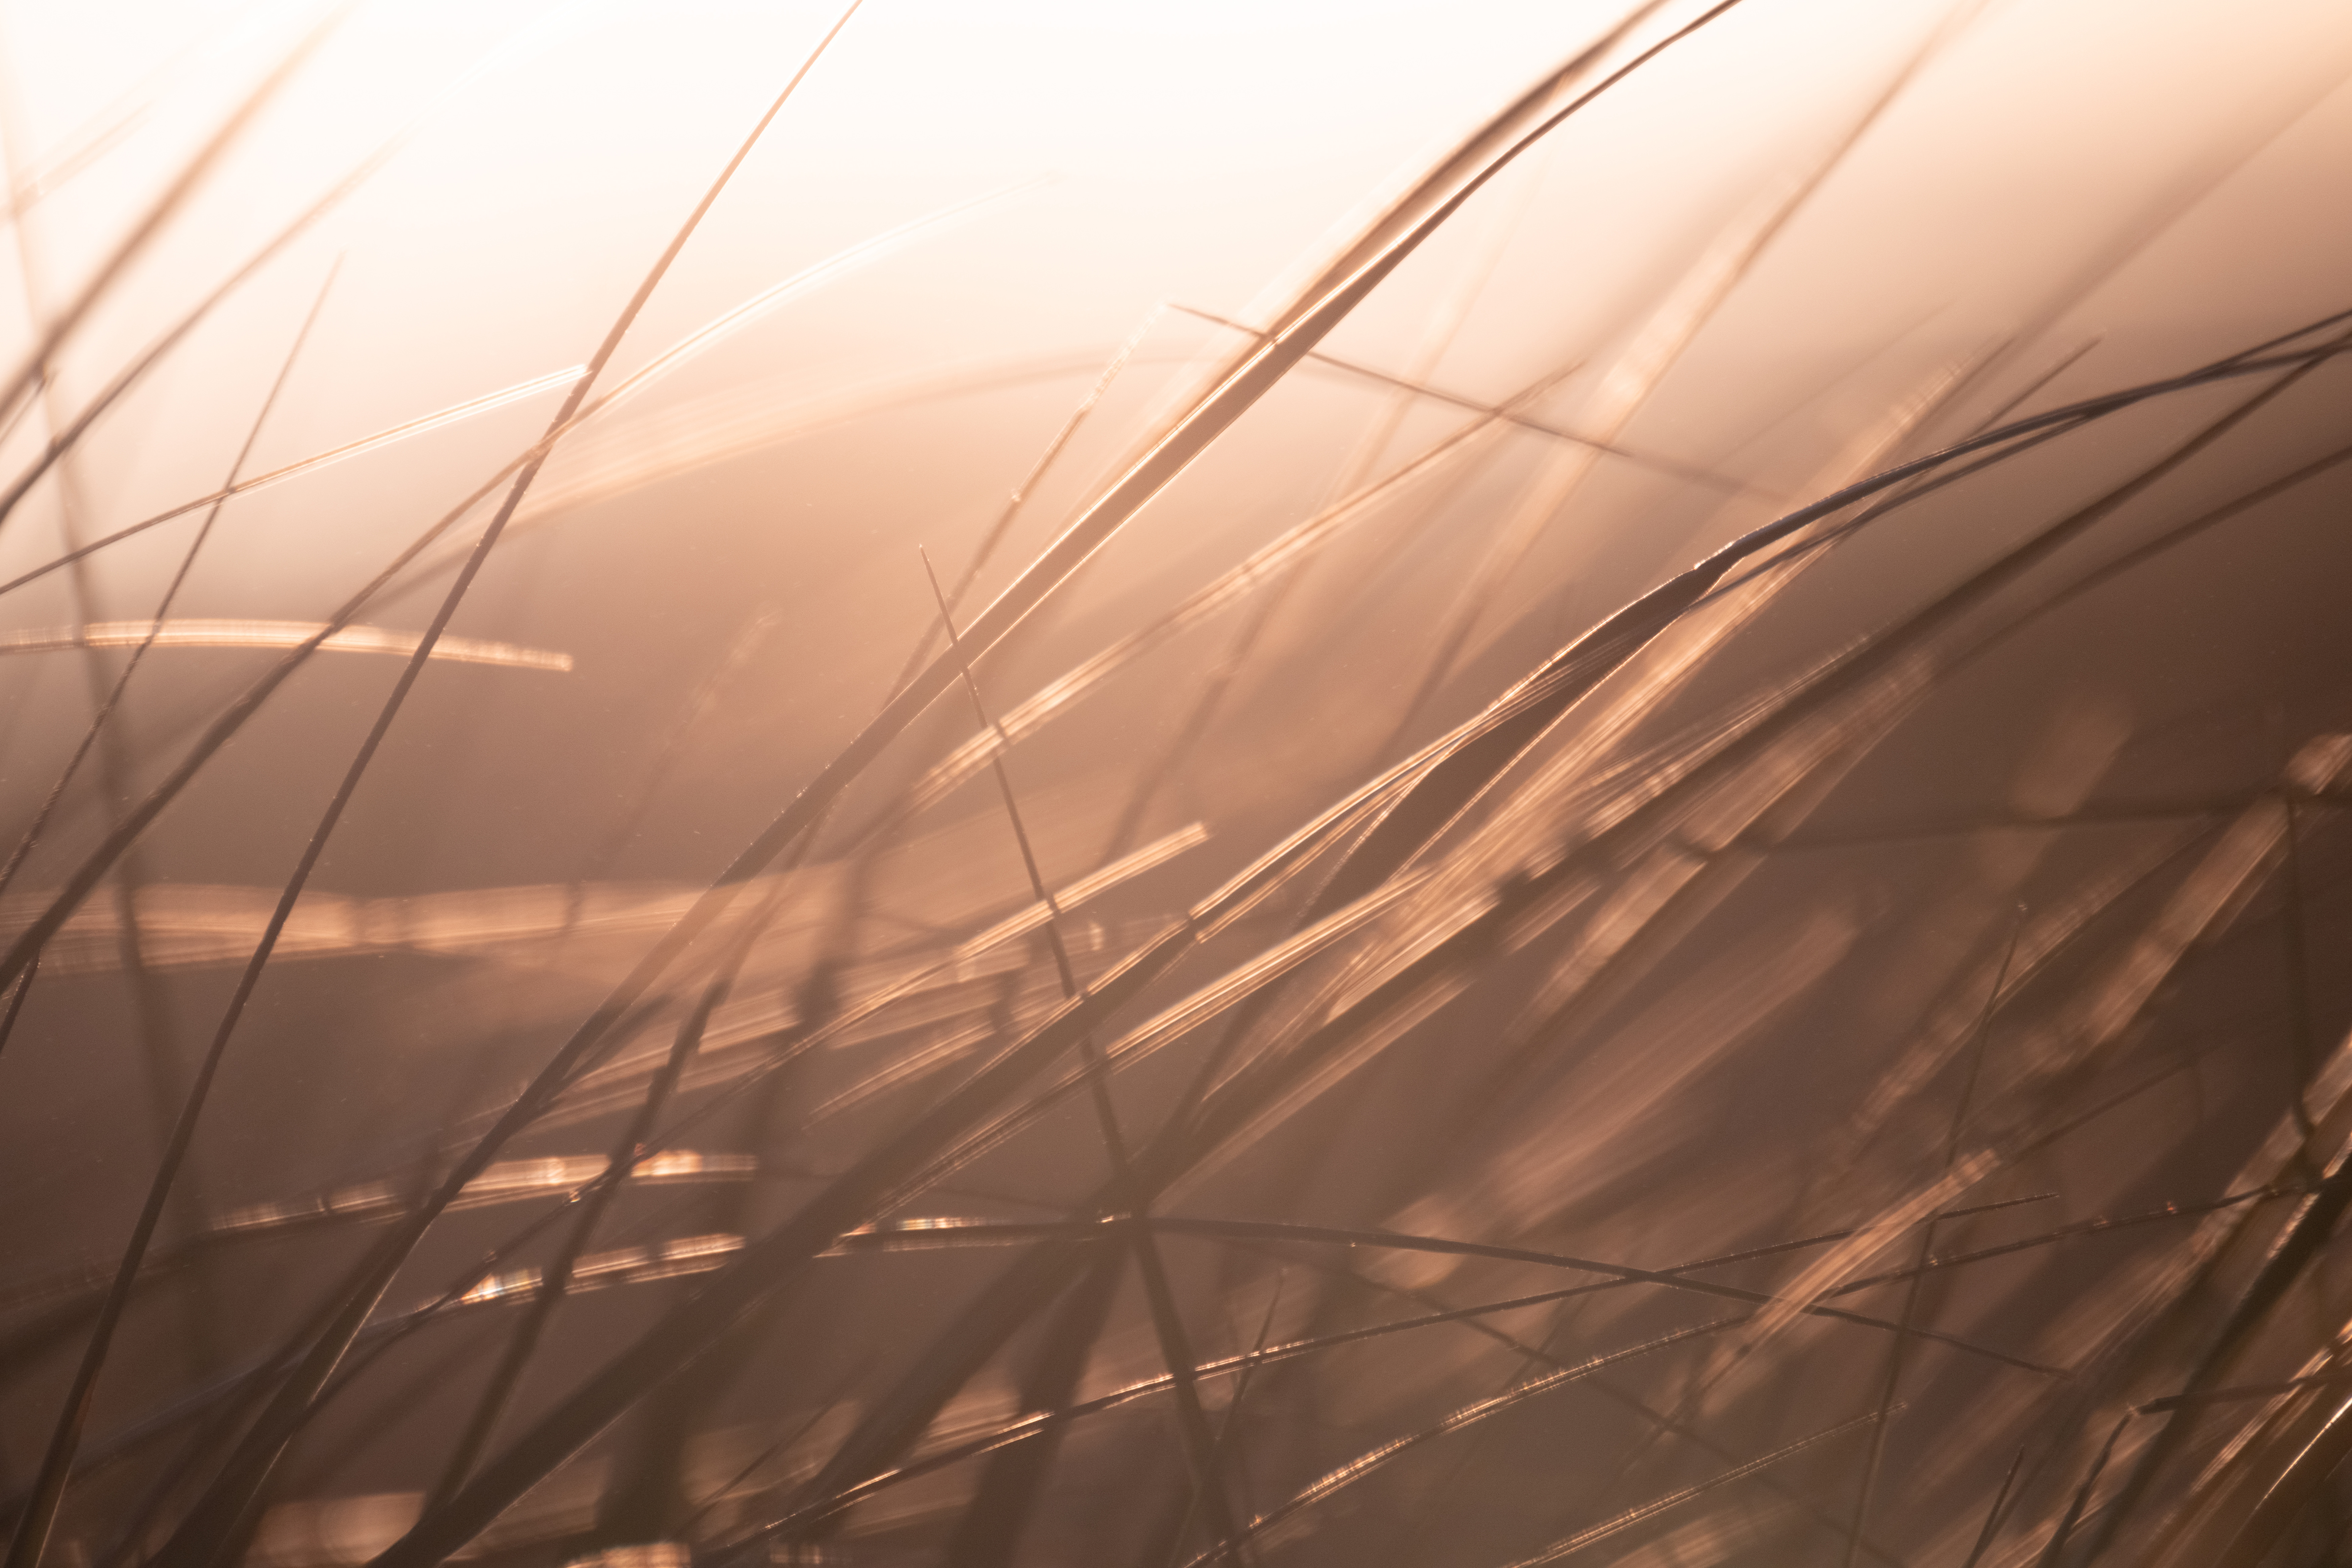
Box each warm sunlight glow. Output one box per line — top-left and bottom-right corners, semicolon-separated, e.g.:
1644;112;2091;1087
3;3;2352;1566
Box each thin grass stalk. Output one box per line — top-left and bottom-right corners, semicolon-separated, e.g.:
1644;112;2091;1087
561;603;783;933
816;1180;2201;1294
760;1249;1903;1565
1166;302;1765;494
1137;1219;2053;1371
1947;914;2022;1167
1153;1271;1286;1568
676;1382;862;1541
0;53;157;232
1842;1221;1935;1568
1102;183;1545;859
1684;334;2349;630
780;1233;1110;1544
267;1326;509;1519
1962;1444;2031;1568
1820;1191;2285;1302
2278;792;2320;1126
911;306;1165;686
919;548;1243;1552
424;938;742;1510
2034;1412;2136;1568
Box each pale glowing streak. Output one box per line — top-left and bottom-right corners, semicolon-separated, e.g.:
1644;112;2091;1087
0;618;571;671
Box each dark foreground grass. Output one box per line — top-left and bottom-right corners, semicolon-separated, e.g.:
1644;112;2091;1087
7;4;2352;1568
